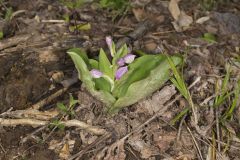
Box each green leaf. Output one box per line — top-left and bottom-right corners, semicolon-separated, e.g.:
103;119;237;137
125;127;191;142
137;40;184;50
57;103;68;113
170;107;189;125
94;78;111;92
109;55;182;114
69;95;78;108
63;14;70;22
68;48;89;65
69;23;91;32
67;50;94;89
68;50;116;106
5;7;13;21
89;59;99;69
0;31;3;39
113;55;164;98
202;33;217;43
112;44;128;64
99;48;113;78
50;120;65;130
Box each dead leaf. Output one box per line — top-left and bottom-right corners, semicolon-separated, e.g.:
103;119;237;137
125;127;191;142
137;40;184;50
59;143;70;159
153;131;177;152
128;133;158;159
135;85;176;115
168;0;181;20
168;0;193;32
132;8;146;22
95;140;126;160
196;16;210;24
178;11;193;30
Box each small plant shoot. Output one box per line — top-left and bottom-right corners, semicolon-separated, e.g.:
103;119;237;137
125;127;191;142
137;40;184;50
68;37;182;114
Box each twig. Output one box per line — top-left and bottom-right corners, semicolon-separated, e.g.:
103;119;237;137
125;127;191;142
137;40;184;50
29;76;78;110
41;20;66;23
177;114;187;142
0;118;106;135
0;109;59;121
0;34;31;51
186;125;204;160
215;108;221;152
29;87;68;110
21;126;47;144
0;141;6;154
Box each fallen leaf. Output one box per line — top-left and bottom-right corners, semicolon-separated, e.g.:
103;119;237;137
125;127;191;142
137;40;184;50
128;133;158;159
177;11;193;30
132;8;146;22
168;0;181;20
135;85;176;115
196;16;210;24
59;143;70;159
168;0;193;32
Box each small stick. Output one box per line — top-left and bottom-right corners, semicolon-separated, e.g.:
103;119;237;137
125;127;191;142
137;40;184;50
0;118;106;136
41;20;66;23
29;76;78;110
0;109;59;121
0;141;6;154
186;125;204;160
29;88;68;110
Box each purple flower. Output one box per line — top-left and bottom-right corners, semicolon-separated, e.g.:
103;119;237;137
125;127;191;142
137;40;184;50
124;54;136;64
106;36;114;56
117;58;125;66
115;66;128;80
90;69;103;78
106;36;112;47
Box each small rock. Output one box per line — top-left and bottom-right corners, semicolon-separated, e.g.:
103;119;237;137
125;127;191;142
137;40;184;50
144;40;157;52
50;71;64;83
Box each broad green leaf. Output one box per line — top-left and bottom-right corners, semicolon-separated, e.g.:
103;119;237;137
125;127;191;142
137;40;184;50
67;50;94;89
109;55;182;114
94;78;111;92
99;48;113;78
68;48;89;65
89;59;99;69
68;50;116;106
113;55;164;98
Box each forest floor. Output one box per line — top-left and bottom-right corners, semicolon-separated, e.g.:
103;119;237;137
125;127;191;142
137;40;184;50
0;0;240;159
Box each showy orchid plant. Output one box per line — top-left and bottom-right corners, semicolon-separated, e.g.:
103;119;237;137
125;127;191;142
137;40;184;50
68;37;182;114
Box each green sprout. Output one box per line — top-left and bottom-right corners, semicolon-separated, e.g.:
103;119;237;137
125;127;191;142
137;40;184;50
214;63;231;108
49;119;65;130
202;33;217;43
166;54;198;125
57;94;78;116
